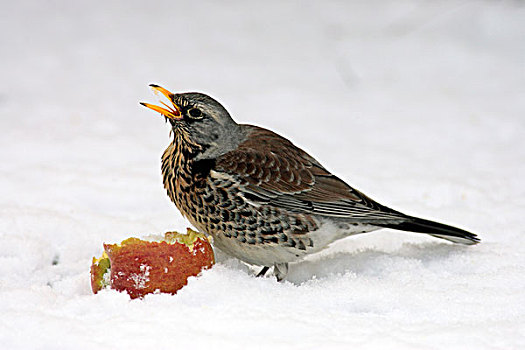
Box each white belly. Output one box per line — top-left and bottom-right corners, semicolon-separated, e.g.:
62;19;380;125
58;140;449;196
209;220;379;267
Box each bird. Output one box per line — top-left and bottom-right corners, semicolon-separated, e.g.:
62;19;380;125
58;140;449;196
140;84;480;281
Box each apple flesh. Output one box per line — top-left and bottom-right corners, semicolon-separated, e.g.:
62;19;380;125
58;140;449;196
91;229;214;298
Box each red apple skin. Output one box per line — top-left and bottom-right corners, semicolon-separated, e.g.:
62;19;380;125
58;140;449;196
91;232;215;299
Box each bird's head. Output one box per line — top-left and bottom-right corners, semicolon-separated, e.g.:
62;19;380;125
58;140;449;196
141;84;242;159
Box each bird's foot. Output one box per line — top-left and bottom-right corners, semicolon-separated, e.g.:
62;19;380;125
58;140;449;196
255;264;288;282
256;266;270;277
274;263;288;282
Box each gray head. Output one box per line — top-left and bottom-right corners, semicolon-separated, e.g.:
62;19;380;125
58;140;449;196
141;84;244;160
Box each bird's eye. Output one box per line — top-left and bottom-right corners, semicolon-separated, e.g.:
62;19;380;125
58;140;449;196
188;108;203;119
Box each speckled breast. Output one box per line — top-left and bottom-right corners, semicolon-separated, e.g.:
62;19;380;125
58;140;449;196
161;138;319;264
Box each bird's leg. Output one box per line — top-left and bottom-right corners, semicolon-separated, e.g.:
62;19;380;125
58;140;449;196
274;263;289;282
256;266;270;277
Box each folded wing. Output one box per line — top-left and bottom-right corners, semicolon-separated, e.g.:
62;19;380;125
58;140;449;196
216;126;405;223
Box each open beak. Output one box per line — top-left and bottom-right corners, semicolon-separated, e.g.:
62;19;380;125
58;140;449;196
140;84;182;120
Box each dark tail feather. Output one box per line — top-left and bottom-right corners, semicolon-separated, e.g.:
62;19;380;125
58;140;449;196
378;216;480;245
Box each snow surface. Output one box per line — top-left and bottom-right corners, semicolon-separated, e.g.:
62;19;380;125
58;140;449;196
1;1;525;349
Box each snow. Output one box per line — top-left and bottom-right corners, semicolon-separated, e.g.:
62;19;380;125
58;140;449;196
1;0;524;349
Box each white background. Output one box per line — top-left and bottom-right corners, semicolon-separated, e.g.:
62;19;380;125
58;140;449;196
1;1;524;349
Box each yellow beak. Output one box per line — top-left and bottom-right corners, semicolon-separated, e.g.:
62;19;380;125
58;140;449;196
140;84;182;120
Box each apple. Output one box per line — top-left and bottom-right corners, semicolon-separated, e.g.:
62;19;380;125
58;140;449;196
91;229;214;298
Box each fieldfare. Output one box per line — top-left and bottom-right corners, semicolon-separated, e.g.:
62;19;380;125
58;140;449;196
141;85;479;281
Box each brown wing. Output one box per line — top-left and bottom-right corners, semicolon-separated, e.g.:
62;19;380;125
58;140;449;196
215;126;404;222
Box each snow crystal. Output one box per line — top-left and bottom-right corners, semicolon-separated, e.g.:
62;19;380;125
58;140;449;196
129;265;151;290
102;270;111;287
191;245;206;256
1;1;524;349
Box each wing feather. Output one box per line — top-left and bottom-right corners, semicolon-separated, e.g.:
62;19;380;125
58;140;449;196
215;126;405;222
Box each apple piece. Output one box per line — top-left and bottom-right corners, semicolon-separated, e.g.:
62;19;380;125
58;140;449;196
90;229;214;298
90;251;111;294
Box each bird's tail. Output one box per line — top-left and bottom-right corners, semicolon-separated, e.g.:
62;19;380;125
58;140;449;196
377;216;480;245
